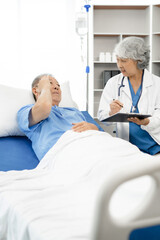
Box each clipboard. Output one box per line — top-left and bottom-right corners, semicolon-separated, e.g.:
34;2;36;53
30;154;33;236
101;112;151;122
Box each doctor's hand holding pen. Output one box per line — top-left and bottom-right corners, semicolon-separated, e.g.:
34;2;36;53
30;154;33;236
109;99;123;116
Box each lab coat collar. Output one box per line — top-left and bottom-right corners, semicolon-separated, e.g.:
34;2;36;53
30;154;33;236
143;69;153;88
141;69;153;99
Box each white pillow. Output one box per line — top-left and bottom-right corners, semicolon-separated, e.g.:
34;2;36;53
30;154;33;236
59;81;78;108
0;81;78;137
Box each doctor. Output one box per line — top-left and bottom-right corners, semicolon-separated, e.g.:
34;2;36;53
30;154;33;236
98;36;160;155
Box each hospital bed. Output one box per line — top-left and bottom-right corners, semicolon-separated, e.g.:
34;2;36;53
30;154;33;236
93;157;160;240
0;111;103;171
0;83;160;240
0;81;103;172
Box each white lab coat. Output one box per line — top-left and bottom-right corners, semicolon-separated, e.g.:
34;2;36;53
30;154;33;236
98;69;160;144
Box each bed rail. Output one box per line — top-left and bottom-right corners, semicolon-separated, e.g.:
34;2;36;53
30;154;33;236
92;156;160;240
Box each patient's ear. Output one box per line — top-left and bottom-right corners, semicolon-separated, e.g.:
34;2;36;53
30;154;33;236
32;87;38;101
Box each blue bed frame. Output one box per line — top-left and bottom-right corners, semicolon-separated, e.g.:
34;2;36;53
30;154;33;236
0;111;104;171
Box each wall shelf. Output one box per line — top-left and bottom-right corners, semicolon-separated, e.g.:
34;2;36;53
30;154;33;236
152;60;160;63
94;33;149;36
88;3;160;118
93;5;149;10
94;89;103;92
94;61;117;64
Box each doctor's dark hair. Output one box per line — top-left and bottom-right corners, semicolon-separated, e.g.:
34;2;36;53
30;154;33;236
114;37;150;69
31;73;54;101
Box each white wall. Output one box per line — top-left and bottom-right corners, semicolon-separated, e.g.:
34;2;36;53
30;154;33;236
0;0;87;110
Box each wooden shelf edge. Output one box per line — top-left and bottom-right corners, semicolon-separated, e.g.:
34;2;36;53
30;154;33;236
94;33;120;37
94;33;149;37
152;32;160;36
123;34;149;37
94;61;117;64
94;5;149;10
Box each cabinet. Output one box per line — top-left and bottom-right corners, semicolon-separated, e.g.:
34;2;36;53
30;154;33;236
88;4;160;118
152;4;160;76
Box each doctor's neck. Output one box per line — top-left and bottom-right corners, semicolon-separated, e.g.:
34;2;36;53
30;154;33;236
128;69;143;83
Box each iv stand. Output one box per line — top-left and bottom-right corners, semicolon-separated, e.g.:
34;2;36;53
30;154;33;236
84;3;91;111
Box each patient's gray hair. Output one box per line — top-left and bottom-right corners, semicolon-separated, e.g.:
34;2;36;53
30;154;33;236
32;73;54;101
114;37;150;69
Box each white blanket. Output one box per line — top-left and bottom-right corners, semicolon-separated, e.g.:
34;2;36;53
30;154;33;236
0;130;156;240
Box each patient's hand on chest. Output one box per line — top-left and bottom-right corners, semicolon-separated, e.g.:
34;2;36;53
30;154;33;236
71;121;98;132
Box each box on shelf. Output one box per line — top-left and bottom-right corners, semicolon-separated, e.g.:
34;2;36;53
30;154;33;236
103;70;120;87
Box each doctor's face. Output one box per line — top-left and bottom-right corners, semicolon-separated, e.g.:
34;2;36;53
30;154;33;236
116;57;138;77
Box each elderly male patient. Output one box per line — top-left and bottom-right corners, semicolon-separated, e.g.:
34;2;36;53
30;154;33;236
17;74;98;161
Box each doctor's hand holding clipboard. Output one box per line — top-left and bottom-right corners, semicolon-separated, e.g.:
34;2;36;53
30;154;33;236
109;99;150;126
98;36;160;155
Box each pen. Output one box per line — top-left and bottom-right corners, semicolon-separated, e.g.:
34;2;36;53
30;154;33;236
113;99;123;108
118;103;123;108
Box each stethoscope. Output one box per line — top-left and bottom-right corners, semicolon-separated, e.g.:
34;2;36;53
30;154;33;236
118;76;125;97
118;70;144;113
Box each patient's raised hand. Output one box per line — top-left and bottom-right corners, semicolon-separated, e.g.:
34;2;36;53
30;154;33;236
72;121;98;132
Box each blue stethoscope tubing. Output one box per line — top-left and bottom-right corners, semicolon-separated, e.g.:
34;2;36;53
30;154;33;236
118;76;125;97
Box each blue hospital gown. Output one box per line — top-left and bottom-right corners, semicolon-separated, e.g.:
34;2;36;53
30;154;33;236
17;104;86;160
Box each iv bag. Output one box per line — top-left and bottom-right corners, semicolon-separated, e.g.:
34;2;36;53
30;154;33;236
75;12;87;37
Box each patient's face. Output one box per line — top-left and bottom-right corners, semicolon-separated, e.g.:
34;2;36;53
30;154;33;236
33;75;62;106
49;77;62;106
